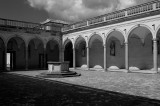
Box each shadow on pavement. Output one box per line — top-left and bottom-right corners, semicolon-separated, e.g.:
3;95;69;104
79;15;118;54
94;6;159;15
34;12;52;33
0;73;160;106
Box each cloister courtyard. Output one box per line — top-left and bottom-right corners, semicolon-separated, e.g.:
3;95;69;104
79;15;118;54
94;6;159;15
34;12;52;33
1;69;160;105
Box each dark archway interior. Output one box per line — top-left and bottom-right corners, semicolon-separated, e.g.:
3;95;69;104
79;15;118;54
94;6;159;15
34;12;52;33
46;40;59;62
106;37;125;69
89;39;104;68
64;42;73;67
7;37;25;70
28;39;44;70
0;38;5;71
156;30;160;68
128;27;153;70
75;41;87;67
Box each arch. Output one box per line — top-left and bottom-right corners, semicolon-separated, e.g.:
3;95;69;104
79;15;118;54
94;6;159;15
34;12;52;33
88;33;104;68
74;36;87;68
155;24;160;39
128;24;153;70
28;38;44;69
127;24;154;42
47;37;61;46
6;34;27;47
0;35;6;46
7;36;26;70
106;29;125;45
63;38;73;49
47;38;61;50
0;37;5;71
28;37;44;49
88;33;103;48
64;40;73;67
106;30;125;69
46;40;60;62
74;36;87;49
155;27;160;69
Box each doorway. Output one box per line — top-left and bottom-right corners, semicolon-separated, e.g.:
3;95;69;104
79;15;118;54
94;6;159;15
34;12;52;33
6;52;15;71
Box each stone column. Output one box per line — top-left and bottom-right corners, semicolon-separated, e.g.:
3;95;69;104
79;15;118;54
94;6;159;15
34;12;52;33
104;45;107;71
4;45;7;71
61;48;65;62
87;46;89;69
25;46;28;70
43;47;46;70
73;47;76;69
125;42;129;71
153;39;158;73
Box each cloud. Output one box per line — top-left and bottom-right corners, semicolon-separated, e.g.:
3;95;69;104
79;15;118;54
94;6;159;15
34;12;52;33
27;0;152;22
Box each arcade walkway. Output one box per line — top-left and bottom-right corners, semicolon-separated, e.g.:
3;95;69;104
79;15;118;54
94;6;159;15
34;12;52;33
9;69;160;101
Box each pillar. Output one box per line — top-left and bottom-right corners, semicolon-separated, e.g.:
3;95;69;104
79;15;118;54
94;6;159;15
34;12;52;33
4;45;7;71
61;47;65;62
87;46;89;69
44;47;46;70
73;47;76;69
153;39;158;73
25;46;28;70
125;42;129;71
104;45;107;71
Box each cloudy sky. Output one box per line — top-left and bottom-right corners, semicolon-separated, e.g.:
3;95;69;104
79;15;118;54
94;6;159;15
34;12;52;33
0;0;152;23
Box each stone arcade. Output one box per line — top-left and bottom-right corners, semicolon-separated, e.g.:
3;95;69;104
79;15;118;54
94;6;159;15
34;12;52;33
1;0;160;73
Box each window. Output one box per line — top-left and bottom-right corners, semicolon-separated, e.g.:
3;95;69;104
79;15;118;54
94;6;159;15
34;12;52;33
110;41;116;56
81;44;86;57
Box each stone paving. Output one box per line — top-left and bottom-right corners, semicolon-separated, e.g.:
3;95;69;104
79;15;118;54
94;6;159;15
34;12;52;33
9;69;160;101
1;72;160;106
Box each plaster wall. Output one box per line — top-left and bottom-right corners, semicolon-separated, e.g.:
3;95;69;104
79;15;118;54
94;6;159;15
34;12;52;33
129;35;153;69
106;38;125;69
28;42;44;69
75;47;87;67
89;39;104;68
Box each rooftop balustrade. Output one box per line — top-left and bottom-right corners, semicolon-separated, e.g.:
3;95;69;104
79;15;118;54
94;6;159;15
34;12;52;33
62;0;160;32
0;18;51;31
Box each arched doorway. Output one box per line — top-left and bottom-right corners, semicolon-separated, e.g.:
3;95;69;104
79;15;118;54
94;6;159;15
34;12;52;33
7;37;26;70
106;31;125;69
64;39;73;67
46;40;59;62
28;38;44;69
75;37;87;68
128;26;153;70
0;38;5;71
89;34;104;68
156;29;160;69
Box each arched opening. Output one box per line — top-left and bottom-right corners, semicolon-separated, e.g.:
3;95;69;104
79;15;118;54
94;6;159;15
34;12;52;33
46;40;59;62
128;26;153;70
106;31;125;69
75;37;87;68
7;37;26;70
64;40;73;67
0;38;5;71
89;34;104;68
28;38;44;70
156;29;160;69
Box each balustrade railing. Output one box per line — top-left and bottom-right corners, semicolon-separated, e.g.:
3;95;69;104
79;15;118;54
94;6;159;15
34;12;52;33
62;0;160;32
156;1;160;9
75;21;87;28
127;4;153;16
0;18;49;31
88;16;104;25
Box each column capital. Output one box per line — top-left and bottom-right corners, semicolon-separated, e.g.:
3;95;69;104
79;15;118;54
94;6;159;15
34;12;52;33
124;42;128;44
152;38;157;41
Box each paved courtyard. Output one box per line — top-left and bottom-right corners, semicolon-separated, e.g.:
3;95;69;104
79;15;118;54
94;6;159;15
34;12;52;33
9;69;160;101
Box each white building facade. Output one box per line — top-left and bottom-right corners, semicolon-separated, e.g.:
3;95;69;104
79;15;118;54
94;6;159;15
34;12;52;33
62;0;160;73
